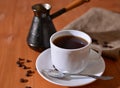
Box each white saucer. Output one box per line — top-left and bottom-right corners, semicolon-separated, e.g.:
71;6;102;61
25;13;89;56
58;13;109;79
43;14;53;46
36;48;105;87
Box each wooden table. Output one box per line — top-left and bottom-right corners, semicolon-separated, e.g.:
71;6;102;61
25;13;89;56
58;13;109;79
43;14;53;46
0;0;120;88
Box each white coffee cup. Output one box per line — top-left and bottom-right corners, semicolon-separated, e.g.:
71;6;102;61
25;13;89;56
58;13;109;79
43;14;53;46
50;30;101;74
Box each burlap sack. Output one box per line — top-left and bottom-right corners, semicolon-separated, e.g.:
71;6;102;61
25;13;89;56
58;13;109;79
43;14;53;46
63;8;120;60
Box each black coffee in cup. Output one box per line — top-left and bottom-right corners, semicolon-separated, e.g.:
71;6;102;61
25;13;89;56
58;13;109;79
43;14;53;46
53;35;88;49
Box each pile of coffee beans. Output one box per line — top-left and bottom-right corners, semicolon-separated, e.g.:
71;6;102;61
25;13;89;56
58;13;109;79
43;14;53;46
16;57;35;88
102;41;113;48
92;38;113;48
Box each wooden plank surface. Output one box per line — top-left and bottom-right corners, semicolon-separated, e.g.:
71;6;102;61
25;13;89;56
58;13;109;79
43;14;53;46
0;0;120;88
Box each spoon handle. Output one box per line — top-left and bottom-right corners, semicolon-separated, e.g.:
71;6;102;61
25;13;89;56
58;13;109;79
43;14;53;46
42;69;113;80
70;73;114;80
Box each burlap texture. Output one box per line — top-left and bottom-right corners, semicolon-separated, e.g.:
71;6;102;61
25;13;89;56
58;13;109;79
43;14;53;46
63;8;120;60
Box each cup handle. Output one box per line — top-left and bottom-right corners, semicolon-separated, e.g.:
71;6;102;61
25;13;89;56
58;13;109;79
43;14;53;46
90;45;102;59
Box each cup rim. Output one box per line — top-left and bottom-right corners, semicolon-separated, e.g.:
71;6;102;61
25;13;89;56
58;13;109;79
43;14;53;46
50;30;92;51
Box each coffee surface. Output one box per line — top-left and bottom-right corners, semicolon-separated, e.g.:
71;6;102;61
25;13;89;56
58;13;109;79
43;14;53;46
53;35;88;49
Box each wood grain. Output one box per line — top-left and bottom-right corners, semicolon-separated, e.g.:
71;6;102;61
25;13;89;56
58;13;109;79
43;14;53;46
0;0;120;88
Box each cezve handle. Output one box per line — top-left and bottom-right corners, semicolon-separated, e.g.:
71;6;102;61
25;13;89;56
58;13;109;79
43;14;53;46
65;0;89;11
51;0;90;19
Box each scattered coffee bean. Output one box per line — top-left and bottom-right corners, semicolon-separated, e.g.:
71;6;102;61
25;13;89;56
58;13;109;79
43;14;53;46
26;59;32;63
26;73;32;77
18;63;23;67
16;58;32;69
26;72;32;77
27;70;35;73
23;65;31;69
16;61;23;64
108;46;113;48
19;57;25;61
103;44;113;48
25;86;32;88
102;41;113;48
16;58;34;88
92;38;99;45
103;41;108;45
20;78;28;83
16;61;20;65
102;41;108;47
26;70;35;77
102;44;108;47
16;61;24;67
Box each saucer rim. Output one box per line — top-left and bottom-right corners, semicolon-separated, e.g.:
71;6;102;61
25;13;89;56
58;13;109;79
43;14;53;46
36;48;105;87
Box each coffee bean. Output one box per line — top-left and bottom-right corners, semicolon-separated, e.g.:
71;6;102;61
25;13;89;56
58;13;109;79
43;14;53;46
26;70;35;77
26;73;32;77
108;46;113;48
16;58;32;69
25;86;32;88
26;72;32;77
26;59;32;63
102;44;113;48
92;38;99;45
16;61;21;64
16;58;34;88
16;61;24;67
102;44;108;47
18;57;25;61
18;63;24;67
102;41;113;48
20;78;28;83
102;41;108;47
103;41;108;44
23;65;31;69
27;70;35;73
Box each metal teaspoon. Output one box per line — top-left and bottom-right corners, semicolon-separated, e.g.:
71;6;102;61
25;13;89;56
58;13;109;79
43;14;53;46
42;69;114;80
